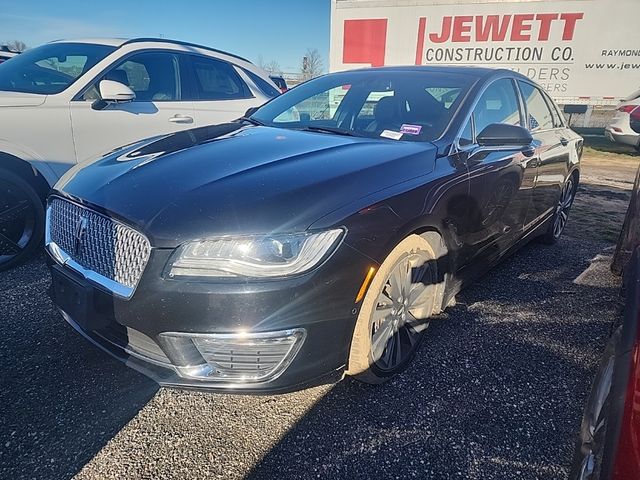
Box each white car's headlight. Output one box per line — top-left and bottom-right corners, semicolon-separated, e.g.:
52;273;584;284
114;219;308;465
167;229;344;279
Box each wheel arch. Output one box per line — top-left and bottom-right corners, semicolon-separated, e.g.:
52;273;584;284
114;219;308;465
0;152;52;201
381;219;453;314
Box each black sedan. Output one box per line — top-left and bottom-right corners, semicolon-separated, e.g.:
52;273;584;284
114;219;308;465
46;67;582;393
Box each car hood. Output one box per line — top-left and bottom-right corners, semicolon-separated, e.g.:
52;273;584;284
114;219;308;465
0;91;46;107
55;124;438;247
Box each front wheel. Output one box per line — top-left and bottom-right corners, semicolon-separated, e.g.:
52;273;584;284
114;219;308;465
0;169;45;271
347;234;445;384
540;174;577;245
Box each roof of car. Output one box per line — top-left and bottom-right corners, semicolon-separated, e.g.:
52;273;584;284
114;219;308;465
343;65;501;77
50;38;129;47
49;37;250;63
331;65;533;85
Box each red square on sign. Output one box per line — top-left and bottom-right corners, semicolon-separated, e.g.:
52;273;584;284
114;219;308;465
343;19;387;67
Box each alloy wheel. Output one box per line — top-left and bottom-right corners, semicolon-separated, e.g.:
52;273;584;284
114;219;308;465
553;177;575;239
370;252;434;371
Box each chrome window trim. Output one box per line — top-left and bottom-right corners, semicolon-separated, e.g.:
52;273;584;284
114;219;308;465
45;198;150;299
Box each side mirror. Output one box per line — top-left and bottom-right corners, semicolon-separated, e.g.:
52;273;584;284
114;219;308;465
99;80;135;103
476;123;533;147
92;80;136;110
563;104;588;115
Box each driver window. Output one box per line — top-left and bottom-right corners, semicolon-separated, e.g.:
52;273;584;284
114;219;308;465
83;52;179;102
473;79;522;136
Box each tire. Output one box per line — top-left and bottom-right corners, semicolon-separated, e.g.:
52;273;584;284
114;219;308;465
540;173;578;245
569;328;619;480
347;233;445;384
0;168;45;271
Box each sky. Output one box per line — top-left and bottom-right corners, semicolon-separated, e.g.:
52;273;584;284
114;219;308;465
0;0;331;73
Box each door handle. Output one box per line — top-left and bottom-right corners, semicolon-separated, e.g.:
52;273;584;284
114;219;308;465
169;115;194;124
560;137;569;146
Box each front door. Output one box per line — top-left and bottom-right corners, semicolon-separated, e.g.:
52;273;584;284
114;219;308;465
460;78;533;264
70;51;195;162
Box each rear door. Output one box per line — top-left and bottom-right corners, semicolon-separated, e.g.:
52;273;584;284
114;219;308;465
70;51;196;162
182;54;260;127
517;81;569;226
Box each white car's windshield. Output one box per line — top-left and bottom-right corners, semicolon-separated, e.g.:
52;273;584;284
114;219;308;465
251;70;475;142
0;42;117;95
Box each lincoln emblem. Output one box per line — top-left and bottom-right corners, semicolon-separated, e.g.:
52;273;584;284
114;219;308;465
73;216;88;256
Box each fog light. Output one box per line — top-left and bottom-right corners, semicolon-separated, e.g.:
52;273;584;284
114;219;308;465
159;329;306;383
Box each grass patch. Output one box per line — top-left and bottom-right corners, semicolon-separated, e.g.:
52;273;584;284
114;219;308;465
582;135;638;157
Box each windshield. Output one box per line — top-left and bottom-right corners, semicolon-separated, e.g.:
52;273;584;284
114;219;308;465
0;43;117;95
251;70;475;142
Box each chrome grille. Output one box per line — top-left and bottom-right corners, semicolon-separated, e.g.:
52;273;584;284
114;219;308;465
47;197;151;295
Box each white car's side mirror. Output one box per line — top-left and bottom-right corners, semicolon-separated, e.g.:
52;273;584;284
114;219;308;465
99;80;136;103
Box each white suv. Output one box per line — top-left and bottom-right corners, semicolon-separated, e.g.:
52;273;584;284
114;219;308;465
0;46;18;64
0;38;279;270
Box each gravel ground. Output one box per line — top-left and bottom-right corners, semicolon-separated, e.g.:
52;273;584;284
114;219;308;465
0;229;622;479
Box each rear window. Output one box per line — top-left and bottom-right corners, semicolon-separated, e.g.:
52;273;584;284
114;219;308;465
425;87;461;109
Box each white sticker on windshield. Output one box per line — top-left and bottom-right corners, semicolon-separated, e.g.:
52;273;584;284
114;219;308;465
380;130;403;140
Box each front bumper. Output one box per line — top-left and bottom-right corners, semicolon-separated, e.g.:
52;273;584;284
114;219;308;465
48;243;372;393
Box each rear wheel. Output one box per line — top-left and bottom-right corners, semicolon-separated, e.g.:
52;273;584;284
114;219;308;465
347;234;444;384
0;169;44;271
541;173;577;245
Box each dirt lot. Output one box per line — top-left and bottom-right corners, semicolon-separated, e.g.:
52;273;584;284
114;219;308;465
566;137;639;242
0;137;637;480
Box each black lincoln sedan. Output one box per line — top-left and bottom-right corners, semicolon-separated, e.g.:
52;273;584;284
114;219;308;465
46;66;582;393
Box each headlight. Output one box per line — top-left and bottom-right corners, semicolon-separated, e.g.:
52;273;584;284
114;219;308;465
167;229;344;279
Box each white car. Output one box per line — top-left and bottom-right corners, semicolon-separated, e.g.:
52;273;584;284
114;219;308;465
605;92;640;151
0;38;279;270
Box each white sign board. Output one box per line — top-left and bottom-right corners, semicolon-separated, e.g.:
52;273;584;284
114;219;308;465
330;0;640;103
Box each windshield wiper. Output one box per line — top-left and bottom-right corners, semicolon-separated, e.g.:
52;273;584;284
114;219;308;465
237;116;266;126
299;125;362;137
